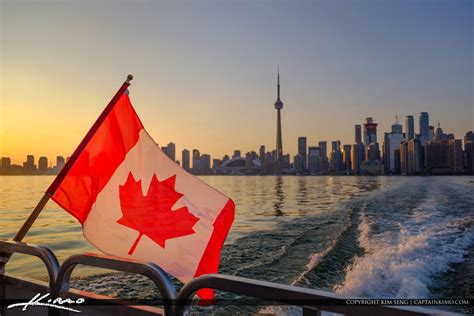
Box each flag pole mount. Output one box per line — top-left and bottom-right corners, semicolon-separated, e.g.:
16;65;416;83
126;74;133;84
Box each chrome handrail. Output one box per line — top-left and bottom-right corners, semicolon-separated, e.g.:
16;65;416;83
175;274;459;316
0;240;60;290
54;253;177;315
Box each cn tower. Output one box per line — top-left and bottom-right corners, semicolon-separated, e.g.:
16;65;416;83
274;69;284;174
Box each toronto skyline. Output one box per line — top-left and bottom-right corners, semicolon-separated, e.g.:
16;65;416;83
1;0;472;164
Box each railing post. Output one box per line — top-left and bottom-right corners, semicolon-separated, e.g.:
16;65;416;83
54;253;178;315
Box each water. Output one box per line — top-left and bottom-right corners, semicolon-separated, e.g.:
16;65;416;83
1;176;473;314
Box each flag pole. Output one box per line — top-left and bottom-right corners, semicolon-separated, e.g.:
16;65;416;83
1;75;134;268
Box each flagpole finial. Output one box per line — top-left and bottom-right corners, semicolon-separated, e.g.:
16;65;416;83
126;74;134;84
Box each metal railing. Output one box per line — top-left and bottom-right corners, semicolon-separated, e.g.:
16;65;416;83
175;274;458;316
0;240;59;290
54;253;177;315
0;240;462;316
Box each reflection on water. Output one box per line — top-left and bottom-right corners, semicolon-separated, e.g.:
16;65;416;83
273;176;285;216
1;175;473;314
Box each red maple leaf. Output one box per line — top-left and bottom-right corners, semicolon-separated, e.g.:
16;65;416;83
118;172;199;255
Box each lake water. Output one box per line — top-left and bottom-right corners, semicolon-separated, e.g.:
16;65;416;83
1;175;473;314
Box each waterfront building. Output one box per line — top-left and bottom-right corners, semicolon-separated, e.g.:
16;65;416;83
1;157;11;173
405;115;414;141
23;155;36;173
434;123;447;141
38;156;48;173
425;141;451;174
355;125;362;144
363;117;377;146
402;138;422;175
166;142;176;161
367;143;381;161
429;125;435;141
400;141;408;175
182;149;190;171
274;69;284;174
55;156;65;173
465;131;474;143
419;112;429;145
448;139;463;174
318;141;328;160
200;154;211;175
233;150;241;159
394;149;401;173
266;152;275;174
308;155;319;175
360;160;384;175
351;144;365;174
343;144;352;173
245;151;257;173
192;149;200;174
215;157;260;175
298;137;307;172
294;154;305;174
259;145;267;175
212;159;221;172
383;120;404;173
391;116;403;134
329;148;342;174
308;146;320;157
465;138;474;174
307;146;321;175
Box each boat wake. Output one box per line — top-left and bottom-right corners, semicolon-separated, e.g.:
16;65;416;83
335;180;474;298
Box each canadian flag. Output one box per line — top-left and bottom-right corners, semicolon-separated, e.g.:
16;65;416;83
46;78;235;300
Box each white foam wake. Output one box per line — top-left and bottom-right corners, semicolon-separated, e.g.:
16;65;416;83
335;190;474;298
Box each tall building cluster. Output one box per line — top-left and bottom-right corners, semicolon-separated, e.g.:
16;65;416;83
0;155;69;175
284;112;472;176
1;73;472;177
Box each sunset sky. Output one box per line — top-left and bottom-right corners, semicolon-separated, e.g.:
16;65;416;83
1;0;472;165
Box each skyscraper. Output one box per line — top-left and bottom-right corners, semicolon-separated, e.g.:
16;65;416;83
318;141;328;173
259;145;267;175
192;149;200;174
384;119;404;174
464;132;474;174
363;117;377;145
308;146;321;175
318;141;327;160
298;137;307;172
419;112;429;144
200;154;211;175
351;144;364;174
343;144;352;173
38;156;48;173
182;149;190;171
166;142;176;161
55;156;65;173
23;155;36;173
355;125;362;144
392;116;403;134
274;69;284;174
405;115;414;141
